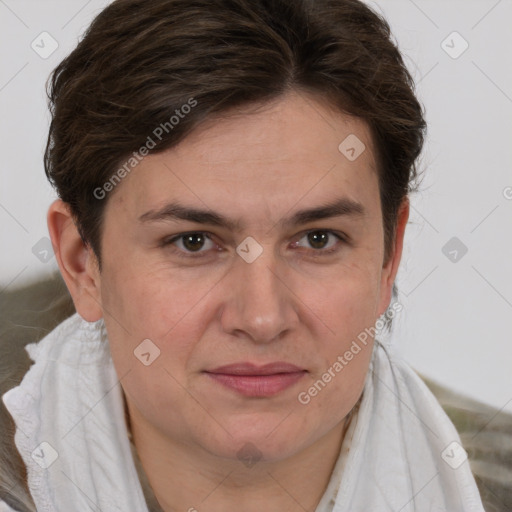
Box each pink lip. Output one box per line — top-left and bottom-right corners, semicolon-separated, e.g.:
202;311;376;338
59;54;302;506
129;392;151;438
205;362;307;397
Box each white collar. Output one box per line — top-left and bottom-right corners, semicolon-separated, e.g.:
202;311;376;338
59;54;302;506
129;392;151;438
2;313;485;512
2;313;148;511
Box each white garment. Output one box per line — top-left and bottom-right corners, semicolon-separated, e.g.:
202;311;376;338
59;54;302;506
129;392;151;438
1;313;485;512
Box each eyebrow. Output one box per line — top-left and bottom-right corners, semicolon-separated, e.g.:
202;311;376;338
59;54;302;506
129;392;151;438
138;197;366;231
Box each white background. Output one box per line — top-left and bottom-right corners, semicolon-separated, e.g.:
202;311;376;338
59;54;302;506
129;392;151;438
0;0;511;413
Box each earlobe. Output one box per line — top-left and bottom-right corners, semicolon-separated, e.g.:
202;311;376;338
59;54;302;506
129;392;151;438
47;199;103;322
376;197;410;317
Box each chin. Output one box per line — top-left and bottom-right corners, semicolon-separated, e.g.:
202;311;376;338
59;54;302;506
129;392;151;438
203;417;310;464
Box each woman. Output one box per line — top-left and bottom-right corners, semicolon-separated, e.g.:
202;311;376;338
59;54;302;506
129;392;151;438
0;0;486;510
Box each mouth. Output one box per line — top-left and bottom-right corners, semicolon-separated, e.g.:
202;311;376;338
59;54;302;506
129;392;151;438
204;362;307;397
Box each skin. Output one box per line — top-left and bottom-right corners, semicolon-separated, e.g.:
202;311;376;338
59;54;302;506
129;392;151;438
48;89;409;512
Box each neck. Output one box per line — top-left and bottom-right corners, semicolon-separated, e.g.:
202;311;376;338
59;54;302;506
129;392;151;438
124;394;356;512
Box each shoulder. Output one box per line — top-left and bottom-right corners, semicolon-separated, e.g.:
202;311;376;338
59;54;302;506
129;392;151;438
0;271;75;401
0;272;75;512
378;340;512;512
0;271;75;378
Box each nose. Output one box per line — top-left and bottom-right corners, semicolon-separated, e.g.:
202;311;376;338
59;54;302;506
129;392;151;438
219;246;298;345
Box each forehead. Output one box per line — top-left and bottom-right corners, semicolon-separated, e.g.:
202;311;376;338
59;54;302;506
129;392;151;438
108;91;380;224
167;91;375;171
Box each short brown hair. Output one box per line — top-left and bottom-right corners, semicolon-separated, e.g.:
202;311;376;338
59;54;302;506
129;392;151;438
44;0;426;305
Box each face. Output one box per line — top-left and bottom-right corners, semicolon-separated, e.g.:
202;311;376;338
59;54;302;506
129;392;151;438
82;90;403;463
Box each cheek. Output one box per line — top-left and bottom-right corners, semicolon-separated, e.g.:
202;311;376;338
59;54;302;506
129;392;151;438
307;260;381;338
99;268;206;432
301;262;379;397
100;259;204;339
297;293;375;430
98;265;206;392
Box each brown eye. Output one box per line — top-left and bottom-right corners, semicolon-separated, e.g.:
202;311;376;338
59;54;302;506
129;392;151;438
182;233;206;252
293;230;345;254
307;231;330;249
162;232;217;257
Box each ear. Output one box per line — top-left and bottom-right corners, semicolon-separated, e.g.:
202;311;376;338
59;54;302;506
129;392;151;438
47;199;103;322
376;197;409;317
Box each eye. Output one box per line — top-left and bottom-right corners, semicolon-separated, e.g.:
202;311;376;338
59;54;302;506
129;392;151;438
161;229;347;260
161;232;218;258
292;230;346;255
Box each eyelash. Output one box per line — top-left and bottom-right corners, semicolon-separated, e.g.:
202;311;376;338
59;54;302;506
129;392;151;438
160;230;348;259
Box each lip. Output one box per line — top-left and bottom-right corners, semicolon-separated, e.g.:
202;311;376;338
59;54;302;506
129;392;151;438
208;362;304;375
204;362;307;397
